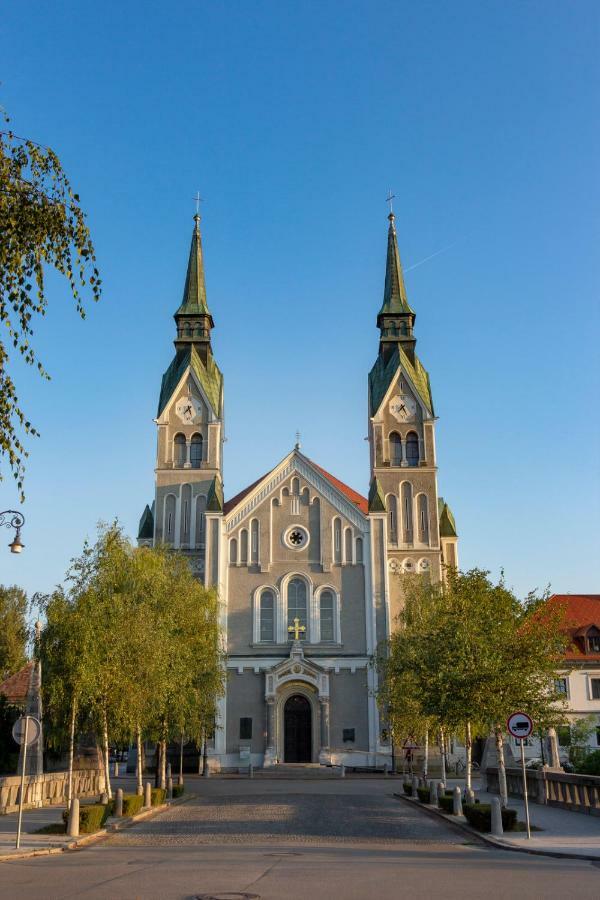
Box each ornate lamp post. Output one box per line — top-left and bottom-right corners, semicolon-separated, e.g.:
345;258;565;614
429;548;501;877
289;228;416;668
0;510;25;554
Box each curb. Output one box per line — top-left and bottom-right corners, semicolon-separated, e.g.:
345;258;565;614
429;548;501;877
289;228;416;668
0;793;195;863
394;792;600;862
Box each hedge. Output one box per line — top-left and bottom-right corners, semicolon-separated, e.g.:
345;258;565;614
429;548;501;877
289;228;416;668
576;749;600;776
122;793;144;816
416;787;431;803
151;787;166;806
62;803;110;834
172;784;185;799
463;803;517;832
438;794;454;813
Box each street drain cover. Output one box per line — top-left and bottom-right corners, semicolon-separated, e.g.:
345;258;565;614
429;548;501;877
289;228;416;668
195;894;261;900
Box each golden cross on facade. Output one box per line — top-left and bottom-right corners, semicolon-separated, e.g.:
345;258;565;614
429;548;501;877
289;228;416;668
288;617;306;641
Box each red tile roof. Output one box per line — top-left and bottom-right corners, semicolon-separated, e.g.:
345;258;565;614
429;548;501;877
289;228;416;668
223;457;368;517
0;661;33;704
546;594;600;662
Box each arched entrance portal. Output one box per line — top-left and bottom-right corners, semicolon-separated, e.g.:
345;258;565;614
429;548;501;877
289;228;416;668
284;694;312;762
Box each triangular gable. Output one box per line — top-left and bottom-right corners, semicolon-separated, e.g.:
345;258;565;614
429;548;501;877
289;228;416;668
157;345;223;419
369;345;434;418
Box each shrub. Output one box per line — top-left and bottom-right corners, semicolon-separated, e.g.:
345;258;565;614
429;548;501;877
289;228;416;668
122;793;144;816
151;787;166;806
438;795;454;813
576;749;600;776
172;784;185;799
416;787;431;803
62;803;110;834
463;803;517;832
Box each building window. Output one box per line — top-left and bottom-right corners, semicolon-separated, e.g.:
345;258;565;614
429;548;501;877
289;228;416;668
389;432;402;466
195;495;206;545
287;577;307;639
356;537;363;563
333;519;342;564
344;528;353;564
588;636;600;653
165;494;176;543
417;494;429;544
181;484;191;543
554;677;568;695
240;529;248;565
239;717;252;740
229;538;238;565
596;726;600;748
401;482;413;543
406;431;419;467
174;433;186;467
320;590;335;642
388;494;398;545
259;589;275;642
190;433;203;468
343;728;355;743
591;679;600;700
251;519;259;564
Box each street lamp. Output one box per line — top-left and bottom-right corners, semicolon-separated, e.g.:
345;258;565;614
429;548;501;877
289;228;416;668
0;510;25;554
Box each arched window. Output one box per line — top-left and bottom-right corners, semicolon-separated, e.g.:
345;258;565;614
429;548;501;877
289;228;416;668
229;537;238;565
344;528;353;564
291;477;300;514
417;494;429;544
389;432;402;466
250;519;259;565
333;519;342;564
287;578;307;640
240;529;248;565
180;484;191;544
401;482;413;543
174;433;186;468
190;434;203;468
388;494;398;545
320;590;335;642
406;431;419;467
260;589;275;642
165;494;176;544
356;537;364;563
195;495;206;546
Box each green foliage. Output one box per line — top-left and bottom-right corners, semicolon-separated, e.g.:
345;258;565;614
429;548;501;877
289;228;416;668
172;784;185;798
575;749;600;776
438;794;454;813
0;119;101;497
416;786;430;803
62;803;110;833
151;787;166;806
122;793;144;816
402;782;413;796
463;803;517;832
0;584;28;678
0;694;20;774
568;716;597;769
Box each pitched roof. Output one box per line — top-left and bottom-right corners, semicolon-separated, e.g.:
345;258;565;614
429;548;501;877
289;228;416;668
158;344;223;419
438;497;458;537
0;661;34;704
137;504;154;540
546;594;600;662
368;344;434;417
223;456;368;517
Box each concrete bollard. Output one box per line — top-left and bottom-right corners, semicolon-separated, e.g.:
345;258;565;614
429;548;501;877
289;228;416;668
340;763;345;778
115;788;123;817
464;787;475;806
178;773;184;787
144;781;152;808
167;776;173;800
412;775;419;795
490;796;503;836
67;797;80;837
453;786;463;816
429;780;437;805
384;763;389;777
113;761;119;777
437;782;445;805
101;791;109;805
166;763;172;779
249;763;254;779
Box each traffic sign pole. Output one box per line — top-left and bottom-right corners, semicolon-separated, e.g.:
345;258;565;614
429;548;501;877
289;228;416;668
520;739;531;839
15;716;29;849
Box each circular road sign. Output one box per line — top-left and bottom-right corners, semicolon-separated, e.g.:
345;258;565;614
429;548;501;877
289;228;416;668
12;716;41;747
507;712;533;740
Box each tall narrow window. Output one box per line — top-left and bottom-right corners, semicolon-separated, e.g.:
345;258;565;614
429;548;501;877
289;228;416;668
229;537;238;565
333;519;342;564
291;477;300;514
195;495;206;546
389;432;402;466
320;590;335;642
388;494;398;545
260;589;275;642
287;578;307;639
406;432;419;467
190;433;203;468
417;494;429;544
180;484;191;544
250;519;259;565
401;482;413;543
356;537;363;563
165;494;176;543
344;528;353;564
174;433;186;467
240;529;248;565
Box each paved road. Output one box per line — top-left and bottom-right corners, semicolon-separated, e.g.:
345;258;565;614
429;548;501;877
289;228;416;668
1;777;599;899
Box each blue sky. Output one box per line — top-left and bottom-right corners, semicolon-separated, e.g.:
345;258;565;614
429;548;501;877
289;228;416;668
2;0;598;601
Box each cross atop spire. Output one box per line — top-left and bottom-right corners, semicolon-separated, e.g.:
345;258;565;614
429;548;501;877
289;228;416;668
376;210;416;363
173;213;215;360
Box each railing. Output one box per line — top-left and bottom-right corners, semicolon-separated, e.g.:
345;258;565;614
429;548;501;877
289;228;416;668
0;769;105;814
485;766;600;816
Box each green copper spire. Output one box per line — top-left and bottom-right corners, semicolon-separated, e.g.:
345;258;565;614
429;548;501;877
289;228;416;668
174;214;214;362
378;212;414;318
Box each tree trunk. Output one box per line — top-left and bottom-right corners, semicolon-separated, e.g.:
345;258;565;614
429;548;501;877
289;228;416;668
102;709;112;800
439;727;446;783
136;726;143;795
495;726;508;808
67;700;77;810
465;721;472;791
423;730;429;780
202;729;208;776
160;738;167;790
179;732;184;784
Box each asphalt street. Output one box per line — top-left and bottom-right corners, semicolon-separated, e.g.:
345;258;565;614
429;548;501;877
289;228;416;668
0;777;598;899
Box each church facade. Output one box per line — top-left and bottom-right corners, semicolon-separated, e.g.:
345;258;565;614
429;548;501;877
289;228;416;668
137;211;458;770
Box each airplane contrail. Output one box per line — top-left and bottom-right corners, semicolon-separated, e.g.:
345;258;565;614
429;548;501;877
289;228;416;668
404;238;464;273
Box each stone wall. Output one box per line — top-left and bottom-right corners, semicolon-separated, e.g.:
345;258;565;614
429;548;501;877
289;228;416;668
486;766;600;816
0;769;105;814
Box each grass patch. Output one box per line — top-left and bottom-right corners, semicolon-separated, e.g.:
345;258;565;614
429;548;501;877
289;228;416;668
33;823;66;835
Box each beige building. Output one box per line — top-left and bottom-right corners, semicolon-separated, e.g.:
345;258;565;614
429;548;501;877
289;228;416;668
138;211;458;770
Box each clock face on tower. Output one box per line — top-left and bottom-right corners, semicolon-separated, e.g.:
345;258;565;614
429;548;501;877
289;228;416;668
175;397;199;424
389;393;417;423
